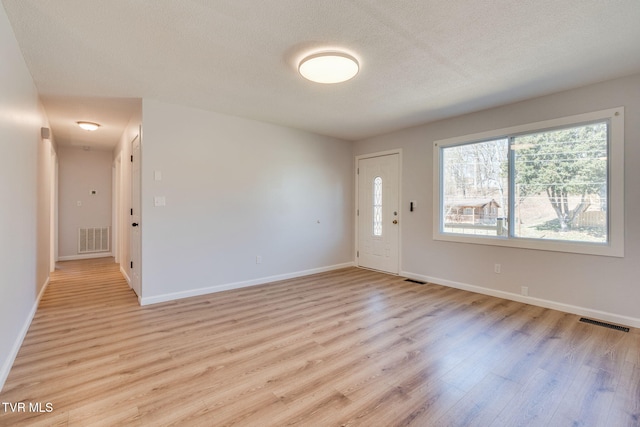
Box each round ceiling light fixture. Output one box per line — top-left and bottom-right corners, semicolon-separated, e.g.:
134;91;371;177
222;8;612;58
77;121;100;131
298;52;359;84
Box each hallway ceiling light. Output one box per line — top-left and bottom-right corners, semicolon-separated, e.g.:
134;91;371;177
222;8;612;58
77;121;100;131
298;52;359;84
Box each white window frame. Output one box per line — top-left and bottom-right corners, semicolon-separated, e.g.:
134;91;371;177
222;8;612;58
433;107;624;257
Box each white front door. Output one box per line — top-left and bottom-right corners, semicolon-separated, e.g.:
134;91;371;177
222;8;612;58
357;153;400;274
130;134;142;298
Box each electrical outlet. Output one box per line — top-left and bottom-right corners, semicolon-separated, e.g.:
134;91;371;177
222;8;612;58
521;286;529;296
494;263;501;274
256;255;262;264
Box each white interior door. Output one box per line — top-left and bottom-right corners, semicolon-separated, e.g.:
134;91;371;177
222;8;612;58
130;134;141;298
357;153;400;274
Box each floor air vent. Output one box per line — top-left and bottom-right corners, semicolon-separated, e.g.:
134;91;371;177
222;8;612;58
579;317;629;332
405;279;426;285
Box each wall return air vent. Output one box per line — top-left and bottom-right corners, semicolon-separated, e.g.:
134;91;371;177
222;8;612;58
78;227;110;254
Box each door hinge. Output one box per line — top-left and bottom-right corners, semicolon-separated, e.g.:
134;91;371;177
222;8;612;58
357;251;359;257
130;261;133;268
130;208;133;215
357;168;359;175
130;155;133;162
357;209;359;216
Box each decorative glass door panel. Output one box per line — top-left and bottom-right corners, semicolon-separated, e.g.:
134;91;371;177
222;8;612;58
373;177;383;236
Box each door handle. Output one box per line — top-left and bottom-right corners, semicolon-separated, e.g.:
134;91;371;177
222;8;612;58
392;220;398;224
132;222;139;227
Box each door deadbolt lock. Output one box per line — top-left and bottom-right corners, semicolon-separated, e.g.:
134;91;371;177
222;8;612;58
393;220;398;224
132;222;139;227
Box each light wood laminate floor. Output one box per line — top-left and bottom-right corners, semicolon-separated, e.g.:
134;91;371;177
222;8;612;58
0;258;638;426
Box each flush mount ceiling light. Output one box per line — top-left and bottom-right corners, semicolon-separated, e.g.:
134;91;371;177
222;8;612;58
77;121;100;131
298;52;359;84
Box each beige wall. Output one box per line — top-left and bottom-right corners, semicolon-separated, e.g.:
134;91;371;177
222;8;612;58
0;5;53;390
57;147;114;259
139;99;354;303
354;73;640;326
36;129;57;291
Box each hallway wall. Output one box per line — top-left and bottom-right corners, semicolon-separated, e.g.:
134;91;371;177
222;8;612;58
0;5;54;390
57;147;113;259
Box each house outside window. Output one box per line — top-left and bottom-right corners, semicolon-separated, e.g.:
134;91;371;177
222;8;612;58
433;108;624;257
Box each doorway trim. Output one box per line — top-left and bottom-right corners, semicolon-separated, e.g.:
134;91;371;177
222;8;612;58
113;154;121;264
355;149;402;274
130;131;142;300
49;145;58;272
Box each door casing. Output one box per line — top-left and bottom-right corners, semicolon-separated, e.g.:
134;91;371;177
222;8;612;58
130;133;142;298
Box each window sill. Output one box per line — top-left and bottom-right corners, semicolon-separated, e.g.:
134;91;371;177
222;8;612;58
433;232;623;257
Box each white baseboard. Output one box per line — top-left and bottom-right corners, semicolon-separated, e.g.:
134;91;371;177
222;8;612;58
140;262;355;306
120;266;131;286
401;270;640;329
119;266;139;303
0;276;50;392
58;253;113;261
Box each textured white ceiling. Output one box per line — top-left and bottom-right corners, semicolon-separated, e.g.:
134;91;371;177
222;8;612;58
3;0;640;147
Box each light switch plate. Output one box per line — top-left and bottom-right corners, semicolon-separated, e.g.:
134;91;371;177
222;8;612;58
154;196;166;207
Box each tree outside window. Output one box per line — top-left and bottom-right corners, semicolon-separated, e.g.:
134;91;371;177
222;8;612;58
441;122;609;244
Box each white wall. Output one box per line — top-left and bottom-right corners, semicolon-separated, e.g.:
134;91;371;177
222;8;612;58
0;4;52;390
36;131;56;288
57;147;113;259
354;73;640;327
140;99;353;303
